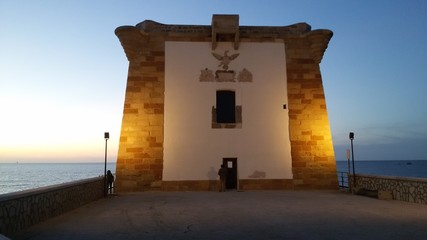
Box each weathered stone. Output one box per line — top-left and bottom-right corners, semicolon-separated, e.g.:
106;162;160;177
351;174;427;204
0;177;104;236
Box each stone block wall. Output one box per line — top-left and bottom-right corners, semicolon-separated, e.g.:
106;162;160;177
115;26;171;192
353;174;427;204
286;31;337;189
0;177;104;237
115;16;338;192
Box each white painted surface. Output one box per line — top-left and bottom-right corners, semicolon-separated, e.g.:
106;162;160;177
164;42;292;180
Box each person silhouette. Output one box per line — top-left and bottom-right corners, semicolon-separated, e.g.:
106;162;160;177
106;170;115;194
218;164;227;192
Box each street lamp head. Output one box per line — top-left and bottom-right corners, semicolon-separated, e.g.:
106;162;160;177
349;132;354;140
104;132;110;140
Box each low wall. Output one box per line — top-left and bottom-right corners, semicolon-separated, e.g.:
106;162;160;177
352;174;427;204
0;177;104;237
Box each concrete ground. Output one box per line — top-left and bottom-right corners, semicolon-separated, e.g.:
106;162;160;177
12;190;427;240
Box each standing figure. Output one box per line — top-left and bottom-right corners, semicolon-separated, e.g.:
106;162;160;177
218;164;227;192
107;170;115;194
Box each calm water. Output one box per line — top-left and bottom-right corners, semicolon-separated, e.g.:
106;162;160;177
0;162;116;195
336;160;427;179
1;161;427;195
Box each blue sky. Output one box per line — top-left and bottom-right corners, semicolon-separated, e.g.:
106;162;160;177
1;0;426;162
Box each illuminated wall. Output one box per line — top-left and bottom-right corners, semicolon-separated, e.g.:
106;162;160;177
163;41;292;181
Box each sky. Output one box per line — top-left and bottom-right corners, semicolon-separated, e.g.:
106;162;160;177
1;0;426;162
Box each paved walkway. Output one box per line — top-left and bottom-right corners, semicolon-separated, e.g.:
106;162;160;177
13;190;427;240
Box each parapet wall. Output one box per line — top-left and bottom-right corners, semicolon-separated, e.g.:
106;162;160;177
353;174;427;204
0;177;104;237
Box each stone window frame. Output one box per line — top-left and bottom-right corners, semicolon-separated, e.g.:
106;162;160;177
212;90;242;129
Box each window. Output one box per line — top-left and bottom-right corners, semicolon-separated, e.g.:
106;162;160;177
216;90;235;123
212;90;242;129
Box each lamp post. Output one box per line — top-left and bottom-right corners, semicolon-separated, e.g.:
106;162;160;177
349;132;355;189
346;148;351;189
104;132;109;197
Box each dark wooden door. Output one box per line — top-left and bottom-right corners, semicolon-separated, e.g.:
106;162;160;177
223;158;237;189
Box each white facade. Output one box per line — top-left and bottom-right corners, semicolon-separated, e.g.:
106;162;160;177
163;41;292;181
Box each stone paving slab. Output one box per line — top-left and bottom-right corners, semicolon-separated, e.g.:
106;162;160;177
12;191;427;240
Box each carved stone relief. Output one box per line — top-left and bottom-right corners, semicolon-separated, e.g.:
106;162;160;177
215;70;236;82
199;49;252;83
199;68;214;82
212;51;239;71
237;68;252;82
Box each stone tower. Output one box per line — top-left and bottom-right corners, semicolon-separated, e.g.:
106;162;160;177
115;15;337;192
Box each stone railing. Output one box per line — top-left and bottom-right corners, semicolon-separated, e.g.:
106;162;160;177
0;176;104;237
351;174;427;204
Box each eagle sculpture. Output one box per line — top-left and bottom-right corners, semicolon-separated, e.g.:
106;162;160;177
212;50;239;71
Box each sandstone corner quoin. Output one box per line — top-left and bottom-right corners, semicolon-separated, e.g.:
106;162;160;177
114;15;337;192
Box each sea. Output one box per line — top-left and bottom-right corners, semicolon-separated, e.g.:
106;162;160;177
1;160;427;195
336;160;427;179
0;162;116;195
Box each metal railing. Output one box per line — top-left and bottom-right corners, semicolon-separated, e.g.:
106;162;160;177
337;171;349;189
